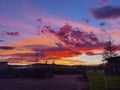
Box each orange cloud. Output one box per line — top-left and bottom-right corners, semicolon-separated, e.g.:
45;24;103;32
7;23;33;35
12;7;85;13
0;49;33;55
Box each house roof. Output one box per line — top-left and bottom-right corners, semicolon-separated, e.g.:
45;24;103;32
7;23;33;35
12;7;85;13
105;56;120;61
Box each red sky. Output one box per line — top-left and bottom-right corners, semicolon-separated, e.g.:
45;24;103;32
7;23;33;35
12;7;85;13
0;0;120;65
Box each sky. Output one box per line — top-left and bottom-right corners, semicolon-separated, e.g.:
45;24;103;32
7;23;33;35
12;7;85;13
0;0;120;65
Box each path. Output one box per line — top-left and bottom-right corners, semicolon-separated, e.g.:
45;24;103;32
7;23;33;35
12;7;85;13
0;75;89;90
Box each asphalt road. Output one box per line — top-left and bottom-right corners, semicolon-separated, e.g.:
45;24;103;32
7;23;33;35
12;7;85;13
0;75;89;90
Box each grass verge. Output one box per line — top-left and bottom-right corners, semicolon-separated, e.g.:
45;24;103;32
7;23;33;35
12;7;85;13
87;71;120;90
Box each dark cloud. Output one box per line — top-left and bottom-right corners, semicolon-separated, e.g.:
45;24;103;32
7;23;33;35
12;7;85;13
99;22;106;26
82;18;90;24
39;51;46;57
12;52;59;61
90;5;120;19
47;47;67;52
24;45;52;49
6;32;20;36
13;52;46;58
14;53;35;57
0;46;14;50
0;39;4;42
55;43;64;48
85;52;101;56
72;51;82;55
36;18;42;24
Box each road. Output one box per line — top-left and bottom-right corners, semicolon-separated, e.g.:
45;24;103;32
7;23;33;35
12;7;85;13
0;75;89;90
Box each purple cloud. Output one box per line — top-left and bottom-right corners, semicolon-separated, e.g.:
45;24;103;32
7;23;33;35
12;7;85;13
90;5;120;19
99;22;106;26
42;24;104;51
0;46;14;50
36;18;42;24
47;47;67;52
6;32;20;36
14;53;35;57
39;51;46;57
24;45;52;49
55;43;64;48
0;39;4;42
82;18;90;24
85;52;101;56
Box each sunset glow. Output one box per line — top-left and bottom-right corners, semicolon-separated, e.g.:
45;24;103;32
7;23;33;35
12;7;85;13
0;0;120;65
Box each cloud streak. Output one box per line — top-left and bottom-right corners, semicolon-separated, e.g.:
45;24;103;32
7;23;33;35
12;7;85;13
6;32;21;36
90;5;120;19
0;46;15;50
0;39;4;42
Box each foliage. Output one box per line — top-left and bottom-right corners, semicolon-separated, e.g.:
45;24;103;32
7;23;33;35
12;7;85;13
103;40;117;59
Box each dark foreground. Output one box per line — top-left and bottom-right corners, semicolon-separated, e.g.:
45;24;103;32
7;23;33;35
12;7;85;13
0;75;89;90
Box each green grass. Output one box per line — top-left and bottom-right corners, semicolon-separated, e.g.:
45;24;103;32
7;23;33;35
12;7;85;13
87;71;120;90
105;76;120;88
87;71;105;90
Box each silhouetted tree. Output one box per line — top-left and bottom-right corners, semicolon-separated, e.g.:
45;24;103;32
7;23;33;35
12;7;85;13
103;39;118;59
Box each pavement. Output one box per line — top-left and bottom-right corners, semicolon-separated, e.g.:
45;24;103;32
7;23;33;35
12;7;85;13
0;74;89;90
